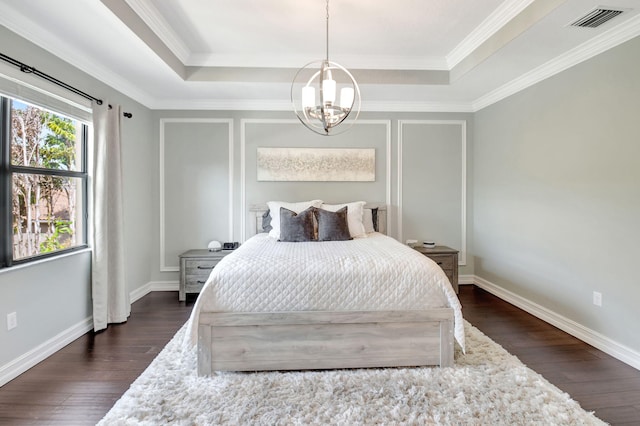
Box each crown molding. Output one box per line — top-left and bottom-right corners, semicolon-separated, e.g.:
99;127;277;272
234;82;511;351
149;99;292;111
148;98;474;113
472;12;640;111
124;0;191;63
362;101;474;113
446;0;536;68
185;53;450;70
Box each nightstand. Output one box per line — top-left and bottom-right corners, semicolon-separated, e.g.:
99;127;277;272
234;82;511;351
178;249;233;301
413;245;459;294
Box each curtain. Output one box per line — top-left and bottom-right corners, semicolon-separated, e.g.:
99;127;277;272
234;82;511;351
91;102;129;331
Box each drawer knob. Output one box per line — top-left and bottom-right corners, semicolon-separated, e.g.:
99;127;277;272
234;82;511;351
197;280;206;284
197;266;214;270
437;262;443;265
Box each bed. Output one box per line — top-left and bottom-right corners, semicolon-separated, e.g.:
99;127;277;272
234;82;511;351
185;202;465;374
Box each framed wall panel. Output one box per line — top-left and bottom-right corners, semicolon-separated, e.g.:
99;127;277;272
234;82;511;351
159;119;233;272
398;120;466;265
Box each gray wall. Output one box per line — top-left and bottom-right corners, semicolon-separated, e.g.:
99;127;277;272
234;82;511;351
0;26;155;369
473;36;640;354
151;110;474;283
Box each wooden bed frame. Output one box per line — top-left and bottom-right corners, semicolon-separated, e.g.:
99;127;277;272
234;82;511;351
197;203;455;375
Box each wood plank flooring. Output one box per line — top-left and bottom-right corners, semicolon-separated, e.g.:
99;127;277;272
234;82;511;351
0;286;638;425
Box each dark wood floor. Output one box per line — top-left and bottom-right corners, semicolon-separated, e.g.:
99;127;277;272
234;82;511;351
0;286;638;425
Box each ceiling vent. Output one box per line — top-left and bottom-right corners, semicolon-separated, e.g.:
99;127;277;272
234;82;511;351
570;8;624;28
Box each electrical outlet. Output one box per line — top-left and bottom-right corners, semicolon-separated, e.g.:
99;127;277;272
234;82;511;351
7;312;17;330
593;291;602;307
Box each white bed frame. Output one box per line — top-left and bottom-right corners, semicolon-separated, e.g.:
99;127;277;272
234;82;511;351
197;203;455;374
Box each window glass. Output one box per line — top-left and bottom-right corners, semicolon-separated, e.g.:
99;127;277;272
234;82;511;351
11;174;84;260
10;100;82;171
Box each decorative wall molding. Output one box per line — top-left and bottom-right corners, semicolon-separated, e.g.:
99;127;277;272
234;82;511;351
397;120;467;265
474;275;640;371
240;119;392;242
159;118;234;272
0;316;93;387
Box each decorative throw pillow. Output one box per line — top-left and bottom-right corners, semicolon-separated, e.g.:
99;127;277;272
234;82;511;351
321;201;366;238
278;207;316;242
261;210;272;233
372;207;379;232
315;206;352;241
267;200;323;240
363;208;379;233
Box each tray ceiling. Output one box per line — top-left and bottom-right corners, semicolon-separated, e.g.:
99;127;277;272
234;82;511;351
0;0;639;111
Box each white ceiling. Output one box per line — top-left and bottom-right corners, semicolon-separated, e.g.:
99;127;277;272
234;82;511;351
1;0;639;111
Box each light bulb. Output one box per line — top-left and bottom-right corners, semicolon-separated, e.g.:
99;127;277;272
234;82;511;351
322;78;336;105
302;86;315;108
340;87;354;109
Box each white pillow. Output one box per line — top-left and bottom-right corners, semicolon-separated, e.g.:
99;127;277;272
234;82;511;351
267;200;323;240
321;201;366;238
363;208;375;233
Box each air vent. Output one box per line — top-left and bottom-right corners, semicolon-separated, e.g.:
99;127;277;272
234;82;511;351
570;8;624;28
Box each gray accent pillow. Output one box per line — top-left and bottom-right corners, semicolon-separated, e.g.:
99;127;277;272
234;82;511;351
315;206;352;241
278;207;316;242
262;210;272;233
371;207;379;232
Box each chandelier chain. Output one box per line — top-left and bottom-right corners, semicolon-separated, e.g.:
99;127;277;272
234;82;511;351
325;0;330;61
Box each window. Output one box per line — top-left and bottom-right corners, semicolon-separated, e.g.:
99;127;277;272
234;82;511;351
1;96;88;268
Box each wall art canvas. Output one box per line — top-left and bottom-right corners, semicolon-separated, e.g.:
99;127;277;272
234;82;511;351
257;147;375;182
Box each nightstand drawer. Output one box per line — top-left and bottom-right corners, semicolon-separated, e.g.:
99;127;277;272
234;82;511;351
185;275;209;293
184;259;220;275
427;254;455;271
179;249;234;301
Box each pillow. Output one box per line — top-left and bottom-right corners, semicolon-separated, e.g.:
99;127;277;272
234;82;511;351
278;207;316;242
261;210;272;233
363;208;375;233
321;201;366;238
362;207;379;233
315;206;351;241
267;200;323;239
372;207;379;232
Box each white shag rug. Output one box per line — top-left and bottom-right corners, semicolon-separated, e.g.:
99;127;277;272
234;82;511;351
98;321;605;425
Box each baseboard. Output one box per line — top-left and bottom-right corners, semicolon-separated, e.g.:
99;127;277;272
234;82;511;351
130;282;153;303
0;316;93;387
458;274;475;285
150;280;179;292
473;275;640;371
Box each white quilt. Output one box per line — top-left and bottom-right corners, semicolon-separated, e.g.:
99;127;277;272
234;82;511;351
185;233;465;351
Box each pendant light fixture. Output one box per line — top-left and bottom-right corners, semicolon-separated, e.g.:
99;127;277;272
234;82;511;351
291;0;360;136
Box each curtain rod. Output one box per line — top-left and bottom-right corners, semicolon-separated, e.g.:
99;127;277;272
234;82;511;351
0;52;132;118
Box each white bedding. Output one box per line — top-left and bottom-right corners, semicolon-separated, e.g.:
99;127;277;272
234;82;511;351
185;233;465;351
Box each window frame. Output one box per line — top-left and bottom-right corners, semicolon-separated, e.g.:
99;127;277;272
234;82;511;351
0;96;89;269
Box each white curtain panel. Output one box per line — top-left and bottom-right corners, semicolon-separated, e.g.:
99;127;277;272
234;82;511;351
91;102;130;331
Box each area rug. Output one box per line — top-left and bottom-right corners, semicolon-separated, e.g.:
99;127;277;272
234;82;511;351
98;321;605;425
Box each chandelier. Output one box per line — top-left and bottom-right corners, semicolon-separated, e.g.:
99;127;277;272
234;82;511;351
291;0;360;136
